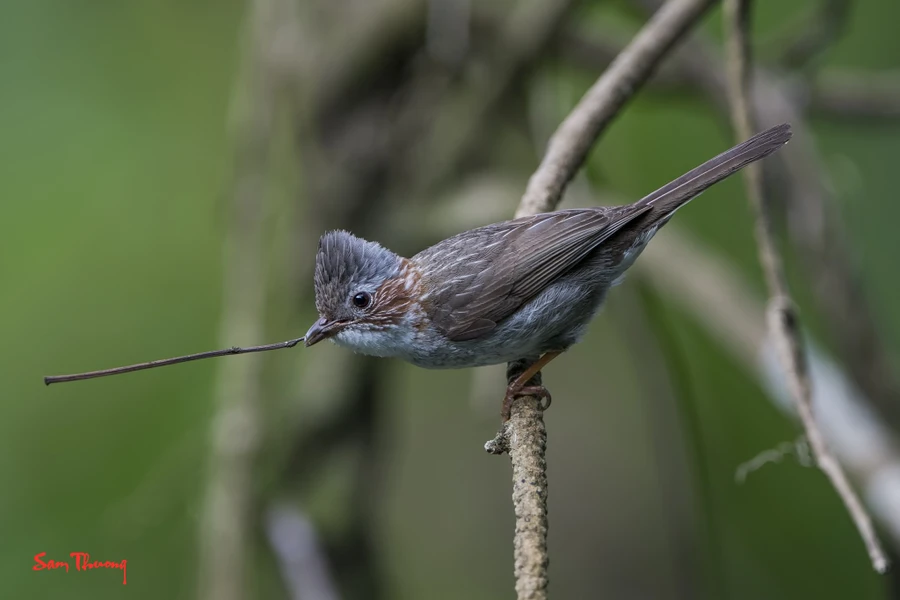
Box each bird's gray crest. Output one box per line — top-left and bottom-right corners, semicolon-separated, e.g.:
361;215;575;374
314;230;403;317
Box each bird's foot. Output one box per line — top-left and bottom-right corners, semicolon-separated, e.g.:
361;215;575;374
501;384;552;422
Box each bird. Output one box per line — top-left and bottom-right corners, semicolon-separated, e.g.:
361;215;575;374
305;123;792;420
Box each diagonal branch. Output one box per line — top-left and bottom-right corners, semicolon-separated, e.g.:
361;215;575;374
484;1;718;598
723;0;888;574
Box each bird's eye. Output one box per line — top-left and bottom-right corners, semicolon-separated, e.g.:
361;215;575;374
352;292;372;309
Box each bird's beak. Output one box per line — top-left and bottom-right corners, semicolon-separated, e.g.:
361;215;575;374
304;317;343;347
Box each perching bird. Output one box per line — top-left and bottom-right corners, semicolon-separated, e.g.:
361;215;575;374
304;124;792;418
306;124;792;418
40;125;790;396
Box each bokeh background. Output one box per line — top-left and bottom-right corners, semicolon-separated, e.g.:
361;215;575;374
3;0;900;598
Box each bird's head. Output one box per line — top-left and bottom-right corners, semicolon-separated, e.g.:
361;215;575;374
306;230;420;354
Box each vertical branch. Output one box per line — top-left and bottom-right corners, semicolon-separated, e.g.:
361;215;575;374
485;364;550;600
198;1;285;598
723;0;888;573
485;1;718;598
507;396;550;600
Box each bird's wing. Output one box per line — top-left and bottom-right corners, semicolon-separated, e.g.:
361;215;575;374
416;207;650;342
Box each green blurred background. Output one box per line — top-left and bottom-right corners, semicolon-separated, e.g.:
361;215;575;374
2;0;899;598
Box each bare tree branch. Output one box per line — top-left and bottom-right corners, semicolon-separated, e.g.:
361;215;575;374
724;0;888;573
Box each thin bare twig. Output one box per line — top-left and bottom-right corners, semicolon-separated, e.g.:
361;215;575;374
724;0;888;573
43;338;303;384
485;1;718;597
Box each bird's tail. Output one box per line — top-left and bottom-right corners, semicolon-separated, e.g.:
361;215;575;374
636;123;792;215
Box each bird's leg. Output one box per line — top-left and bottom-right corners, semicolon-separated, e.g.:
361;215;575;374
501;351;561;421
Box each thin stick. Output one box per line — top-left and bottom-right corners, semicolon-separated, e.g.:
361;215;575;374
724;0;888;574
43;338;305;385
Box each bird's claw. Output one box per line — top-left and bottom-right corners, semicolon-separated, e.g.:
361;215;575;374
501;384;552;421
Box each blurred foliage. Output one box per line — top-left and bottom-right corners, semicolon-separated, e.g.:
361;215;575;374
2;0;899;599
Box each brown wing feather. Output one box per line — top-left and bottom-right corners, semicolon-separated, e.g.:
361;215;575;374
416;206;650;341
417;124;793;343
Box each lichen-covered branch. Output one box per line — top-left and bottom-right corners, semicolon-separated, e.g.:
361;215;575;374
723;0;888;573
485;364;549;600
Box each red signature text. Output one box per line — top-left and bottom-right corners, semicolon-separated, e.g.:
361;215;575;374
33;552;127;585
